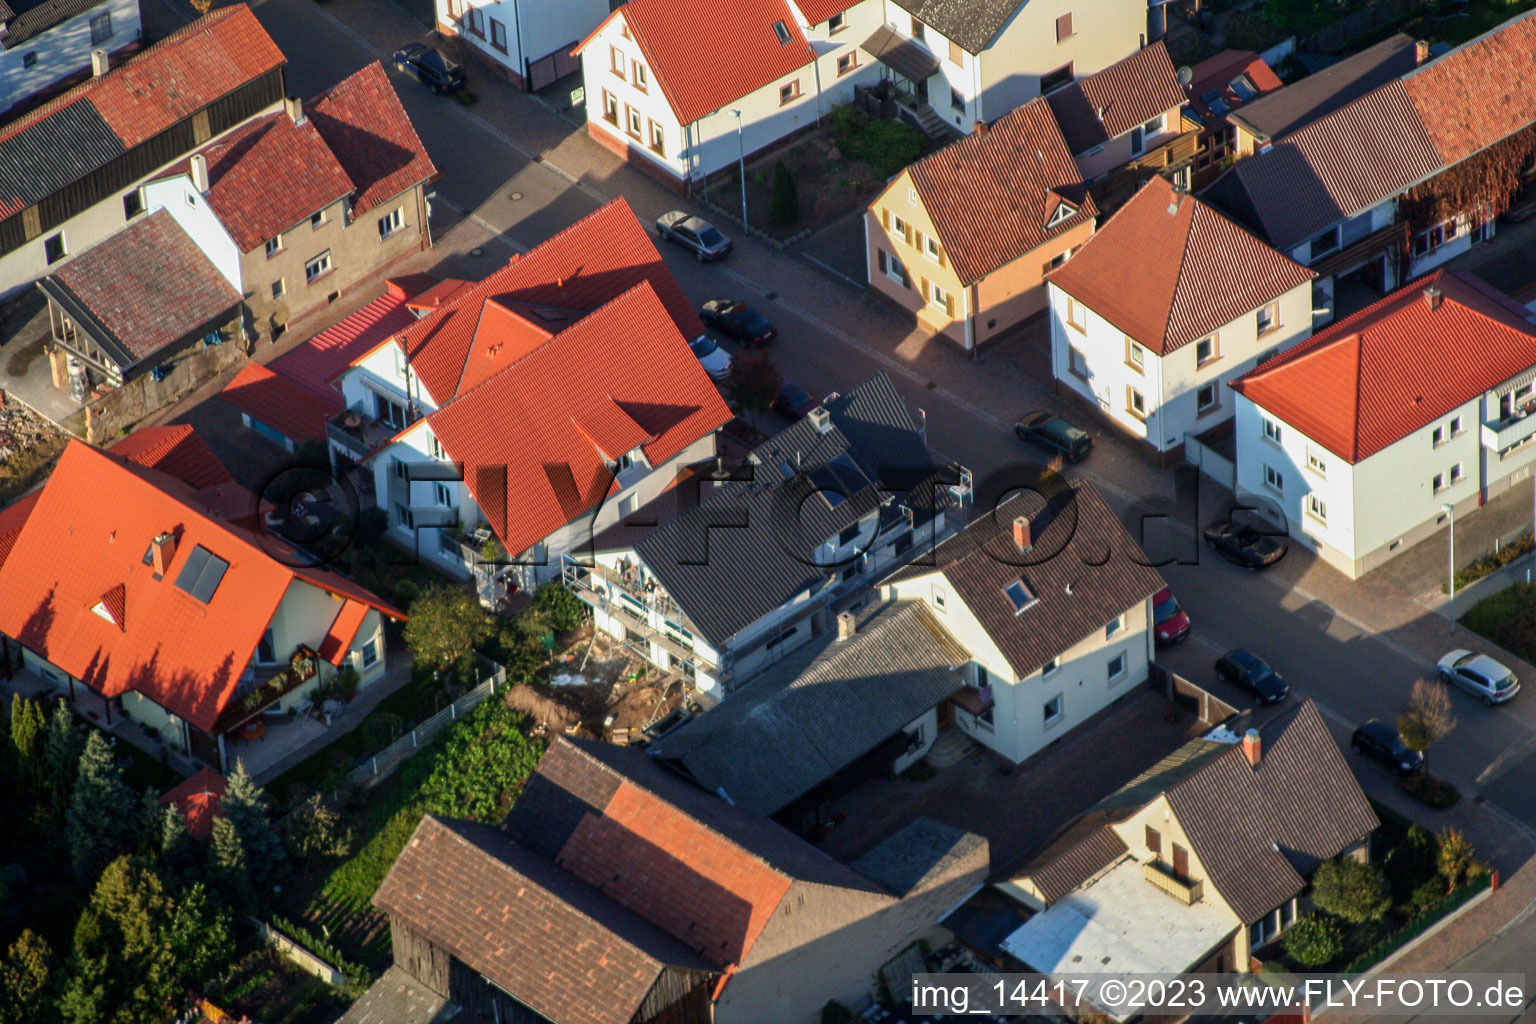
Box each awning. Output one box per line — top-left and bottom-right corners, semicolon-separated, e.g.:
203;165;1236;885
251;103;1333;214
862;24;941;82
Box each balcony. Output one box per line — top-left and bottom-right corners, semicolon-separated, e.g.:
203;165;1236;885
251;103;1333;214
327;408;403;458
214;644;320;734
1143;859;1204;905
1482;408;1536;454
1309;221;1406;279
562;561;702;668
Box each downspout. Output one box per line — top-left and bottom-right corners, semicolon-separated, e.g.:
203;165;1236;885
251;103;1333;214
510;0;525;85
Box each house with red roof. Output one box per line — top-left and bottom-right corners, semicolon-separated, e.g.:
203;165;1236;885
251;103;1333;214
571;0;881;189
1229;269;1536;578
0;433;404;770
1184;49;1282;189
141;61;437;341
1046;177;1315;461
433;0;608;91
157;766;227;840
329;199;730;600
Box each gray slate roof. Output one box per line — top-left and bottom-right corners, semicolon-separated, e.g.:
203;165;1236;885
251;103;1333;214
0;100;122;208
647;600;969;816
2;0;114;47
632;371;943;648
332;966;454;1024
886;481;1166;679
886;0;1021;54
853;817;989;897
1227;33;1418;142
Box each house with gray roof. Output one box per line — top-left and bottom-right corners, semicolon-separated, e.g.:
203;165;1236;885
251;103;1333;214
0;0;140;117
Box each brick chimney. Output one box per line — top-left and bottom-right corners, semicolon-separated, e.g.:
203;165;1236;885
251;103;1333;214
284;96;305;125
190;153;209;194
150;531;176;578
1242;727;1262;767
1012;515;1032;553
1424;284;1443;311
1415;38;1430;64
973;119;988;137
90;49;109;77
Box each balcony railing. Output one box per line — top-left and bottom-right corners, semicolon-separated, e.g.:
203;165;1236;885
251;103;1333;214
215;644;320;734
1144;859;1204;905
1482;410;1536;454
327;408;402;458
562;561;703;669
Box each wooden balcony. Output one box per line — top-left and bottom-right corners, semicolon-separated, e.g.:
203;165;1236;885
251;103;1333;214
1088;123;1203;216
1310;222;1406;279
214;644;320;734
1144;858;1204;905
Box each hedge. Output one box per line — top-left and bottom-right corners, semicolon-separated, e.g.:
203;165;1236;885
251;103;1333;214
1338;873;1491;974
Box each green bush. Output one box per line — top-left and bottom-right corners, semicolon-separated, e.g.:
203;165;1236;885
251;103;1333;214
392;578;421;610
1283;914;1343;968
1443;533;1534;593
769;161;800;226
1409;876;1448;913
269;915;372;1000
828;103;867;139
1397;771;1461;809
1312;858;1391;923
336;665;360;701
1385;824;1439;903
1339;873;1491;973
361;712;402;752
830;105;926;179
534;583;586;634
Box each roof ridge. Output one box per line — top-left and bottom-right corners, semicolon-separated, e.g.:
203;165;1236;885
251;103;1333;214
1160;189;1199;347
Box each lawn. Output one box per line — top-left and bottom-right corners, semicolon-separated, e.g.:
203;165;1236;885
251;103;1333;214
1459;583;1536;662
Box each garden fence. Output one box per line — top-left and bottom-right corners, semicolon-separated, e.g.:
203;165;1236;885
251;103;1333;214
344;658;506;790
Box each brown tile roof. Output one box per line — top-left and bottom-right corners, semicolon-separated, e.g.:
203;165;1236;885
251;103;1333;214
1227;33;1418;143
374;816;716;1024
1046;41;1187;155
308;62;438;216
886;482;1166;679
1401;9;1536;165
905;97;1096;284
1047;176;1315;354
1025;823;1129;905
1166;700;1378;923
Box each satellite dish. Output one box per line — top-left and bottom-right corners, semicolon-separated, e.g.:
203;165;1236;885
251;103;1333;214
1177;65;1194;87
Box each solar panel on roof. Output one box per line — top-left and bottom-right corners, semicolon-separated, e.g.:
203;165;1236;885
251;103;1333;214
174;544;229;603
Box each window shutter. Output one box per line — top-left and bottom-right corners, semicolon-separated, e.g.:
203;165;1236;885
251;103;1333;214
21;206;40;241
1056;12;1072;40
944;291;955;317
936;244;946;268
921;277;930;304
903;223;912;245
881;207;890;230
877;249;888;274
192;109;211;144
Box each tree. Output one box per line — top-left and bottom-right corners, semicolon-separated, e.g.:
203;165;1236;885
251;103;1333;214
43;699;84;793
728;351;783;425
158;805;197;876
1385;823;1439;903
1283;914;1343;968
66;731;138;884
220;760;286;887
1398;679;1457;753
1312;857;1391;923
1263;0;1334;33
59;857;178;1024
0;929;57;1024
163;883;234;989
534;582;586;634
286;794;352;869
1437;827;1475;890
206;817;253;914
11;695;45;780
404;585;495;673
769;160;800;226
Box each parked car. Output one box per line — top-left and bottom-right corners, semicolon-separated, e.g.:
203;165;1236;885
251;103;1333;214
392;43;467;94
656;212;732;261
1215;649;1289;704
1152;587;1191;645
1352;719;1425;774
700;299;776;346
1203;518;1287;570
1437;649;1521;706
1014;411;1093;462
773;381;818;420
689;335;731;382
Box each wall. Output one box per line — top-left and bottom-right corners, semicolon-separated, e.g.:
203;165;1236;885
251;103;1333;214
865;170;967;346
444;0;609;74
974;0;1146;121
971;219;1092;345
121;689;188;752
142;175;243;291
1071;108;1182;182
0;0;140;113
890;705;939;774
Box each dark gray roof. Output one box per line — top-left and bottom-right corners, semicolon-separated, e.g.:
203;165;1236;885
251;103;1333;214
886;481;1166;679
633;371;942;648
333;967;454;1024
647;600;969;816
887;0;1021;54
862;24;941;81
1227;33;1418;142
0;100;122;209
2;0;114;47
852;817;988;897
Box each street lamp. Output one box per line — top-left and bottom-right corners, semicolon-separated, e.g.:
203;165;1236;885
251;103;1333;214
731;109;747;232
1442;502;1456;629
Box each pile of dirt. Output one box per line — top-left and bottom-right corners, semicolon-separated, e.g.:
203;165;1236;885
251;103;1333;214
0;394;65;505
504;683;581;733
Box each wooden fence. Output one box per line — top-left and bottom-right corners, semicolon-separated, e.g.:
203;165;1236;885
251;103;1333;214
344;660;507;790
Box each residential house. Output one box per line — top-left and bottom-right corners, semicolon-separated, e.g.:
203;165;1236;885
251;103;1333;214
1186;49;1281;188
1229;269;1536;579
434;0;605;89
35;208;245;442
1044;39;1199;212
142;62;437;341
0;0;141;116
156;765;225;840
879;484;1167;765
0;434;404;771
1046;176;1315;461
572;0;881;190
999;701;1377;1004
566;370;968;698
330;199;730;602
359;736;989;1024
0;5;286;297
864;97;1095;350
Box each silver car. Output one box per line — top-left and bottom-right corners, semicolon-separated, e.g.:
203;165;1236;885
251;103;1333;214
1437;649;1520;706
656;211;732;261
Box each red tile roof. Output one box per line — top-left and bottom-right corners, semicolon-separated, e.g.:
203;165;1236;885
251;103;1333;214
1187;50;1282;127
1402;9;1536;166
158;766;227;841
1047;176;1314;354
405;277;473;314
0;440;403;733
1231;269;1536;463
791;0;861;21
108;424;234;490
0;490;41;571
220;362;341;445
394;198;702;404
316;599;370;665
423;281;730;560
1046;41;1188;155
309;62;438;216
576;0;816;126
270;291;417;404
903;98;1096;284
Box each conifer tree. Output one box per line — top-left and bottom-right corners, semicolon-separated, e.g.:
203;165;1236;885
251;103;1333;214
65;732;138;884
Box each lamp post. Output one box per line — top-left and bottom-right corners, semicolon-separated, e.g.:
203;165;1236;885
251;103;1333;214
731;109;747;232
1442;502;1456;629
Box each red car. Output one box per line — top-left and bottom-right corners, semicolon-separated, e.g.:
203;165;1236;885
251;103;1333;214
1153;588;1191;646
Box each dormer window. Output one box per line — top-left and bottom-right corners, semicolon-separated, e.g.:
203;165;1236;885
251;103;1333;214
773;19;790;44
1046;201;1077;229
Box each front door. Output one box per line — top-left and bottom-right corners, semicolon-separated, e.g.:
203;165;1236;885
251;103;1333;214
937;701;954;730
915;75;929;104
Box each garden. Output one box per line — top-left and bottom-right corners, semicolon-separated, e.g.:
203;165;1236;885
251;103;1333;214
1460;582;1536;663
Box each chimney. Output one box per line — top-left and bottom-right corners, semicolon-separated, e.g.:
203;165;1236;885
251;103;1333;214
284;96;305;125
836;610;856;640
973;119;988;137
1242;727;1262;767
189;153;209;194
90;49;109;77
1012;515;1032;553
808;406;832;434
1424;284;1443;311
150;531;176;578
1415;38;1430;64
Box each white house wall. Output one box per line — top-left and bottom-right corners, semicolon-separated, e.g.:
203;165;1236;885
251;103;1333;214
0;0;140;113
973;0;1145;120
142;175;244;292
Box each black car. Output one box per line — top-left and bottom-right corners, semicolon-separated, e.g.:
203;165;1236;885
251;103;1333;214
392;43;467;94
772;381;818;420
1352;719;1425;775
1014;411;1092;462
700;299;776;346
1203;518;1287;570
1214;649;1289;704
656;211;732;261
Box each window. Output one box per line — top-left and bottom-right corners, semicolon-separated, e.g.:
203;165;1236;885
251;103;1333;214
1172;843;1189;878
1126;386;1146;419
1196;383;1218;414
202;329;223;347
428;434;445;460
878;250;909;288
90;11;112;45
122;190;143;220
933;586;946;612
1126;338;1145;371
923;234;942;262
975;664;988;688
305;250;332;283
266;235;282;257
361;636;379;668
312;210;330;230
1264;464;1284;493
911;16;925;40
779;80;801;105
1450;462;1464;484
602;90;619;125
489;17;507;53
1044;249;1070;274
446;0;462;20
377;393;407;429
950;86;965;111
1307;494;1326;524
1450;415;1463;436
1108;653;1126;680
1067;347;1089;380
43;232;65;264
1043;657;1060;676
1307;227;1339;263
632;60;648;91
1413;217;1461;257
378;207;404;240
21;51;35;68
648;120;665;155
1105;614;1124;639
1262;417;1282;444
828;12;845;32
1432;472;1445;493
949;40;964;65
1145;826;1161;855
1256;301;1279;335
1195;335;1217;366
1044;695;1064;725
392;456;410;481
618;493;638;518
610;45;625;77
1129;125;1146;157
1432;425;1444;447
890;212;909;240
837;51;858;76
394;503;414;529
626;106;642;138
928;280;952;314
1056;12;1073;40
1041;63;1073;94
1306;448;1326;477
257;628;277;663
1066;297;1086;332
432;482;452;507
467;6;483;36
1003;579;1038;613
838;522;862;546
185;189;197;208
271;279;285;300
773;19;791;44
